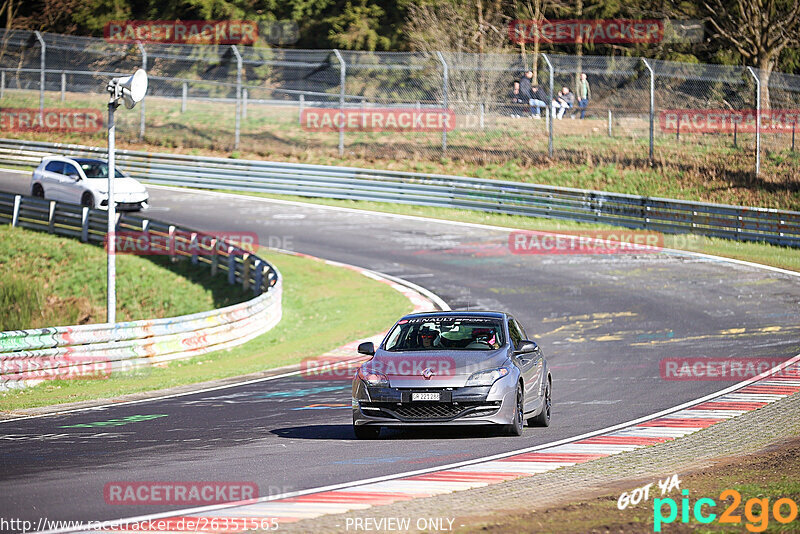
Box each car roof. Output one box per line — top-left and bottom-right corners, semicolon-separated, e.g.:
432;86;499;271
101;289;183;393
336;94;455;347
42;156;105;164
399;311;507;321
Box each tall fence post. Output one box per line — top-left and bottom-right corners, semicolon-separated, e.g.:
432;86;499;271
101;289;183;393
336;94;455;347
542;54;554;158
332;49;346;157
60;71;66;102
242;88;248;119
1;70;5;99
231;45;243;150
137;42;147;140
608;109;612;136
181;82;187;113
642;58;655;163
746;66;761;178
298;93;305;125
436;51;449;154
34;31;46;124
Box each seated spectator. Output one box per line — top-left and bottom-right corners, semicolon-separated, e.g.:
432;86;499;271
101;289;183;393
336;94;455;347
552;86;574;119
530;84;548;118
508;81;526;117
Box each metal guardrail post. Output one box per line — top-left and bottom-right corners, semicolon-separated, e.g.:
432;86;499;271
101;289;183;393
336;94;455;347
190;232;198;264
242;253;251;292
48;201;56;233
210;238;219;275
137;42;147;140
33;32;46;124
11;195;20;227
81;206;89;242
332;49;346;157
642;59;655;163
253;259;263;296
168;225;177;262
231;45;243;150
746;67;761;178
542;54;554;158
227;246;236;284
435;52;449;154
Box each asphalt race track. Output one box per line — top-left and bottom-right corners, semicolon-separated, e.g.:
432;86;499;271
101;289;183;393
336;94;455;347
1;171;799;527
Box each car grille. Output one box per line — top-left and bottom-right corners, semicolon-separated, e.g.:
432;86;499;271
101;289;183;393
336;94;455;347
361;402;500;421
394;403;464;419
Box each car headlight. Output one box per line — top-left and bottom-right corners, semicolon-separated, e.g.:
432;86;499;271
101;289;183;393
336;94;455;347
466;367;510;386
357;366;390;387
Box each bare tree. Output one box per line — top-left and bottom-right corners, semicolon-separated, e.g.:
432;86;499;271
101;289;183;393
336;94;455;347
702;0;800;108
406;0;513;105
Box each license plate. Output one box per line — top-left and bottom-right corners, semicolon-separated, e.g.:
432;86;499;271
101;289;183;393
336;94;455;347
411;392;440;401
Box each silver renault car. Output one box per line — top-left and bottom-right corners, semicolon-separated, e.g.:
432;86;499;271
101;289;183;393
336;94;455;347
352;311;552;439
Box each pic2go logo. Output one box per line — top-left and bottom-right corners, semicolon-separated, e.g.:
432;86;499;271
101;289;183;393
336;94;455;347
653;489;799;532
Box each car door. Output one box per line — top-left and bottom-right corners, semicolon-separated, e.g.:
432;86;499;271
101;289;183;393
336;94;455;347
509;317;543;413
39;160;65;200
60;161;83;204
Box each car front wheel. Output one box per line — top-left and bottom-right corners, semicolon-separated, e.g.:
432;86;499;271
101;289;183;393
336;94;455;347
81;193;95;209
528;378;551;427
505;383;524;436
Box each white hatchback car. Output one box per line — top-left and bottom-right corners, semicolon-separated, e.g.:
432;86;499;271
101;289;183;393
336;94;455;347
31;156;149;211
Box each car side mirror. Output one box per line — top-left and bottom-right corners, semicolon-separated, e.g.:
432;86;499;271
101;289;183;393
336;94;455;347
515;341;538;355
357;342;375;356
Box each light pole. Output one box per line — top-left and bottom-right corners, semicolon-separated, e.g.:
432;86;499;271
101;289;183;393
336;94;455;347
105;69;148;324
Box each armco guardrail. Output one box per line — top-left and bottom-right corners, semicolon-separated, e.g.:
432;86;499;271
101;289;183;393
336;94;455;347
0;191;281;390
0;138;798;247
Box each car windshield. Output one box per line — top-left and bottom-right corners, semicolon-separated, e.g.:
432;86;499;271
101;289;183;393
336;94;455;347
385;316;505;351
78;161;125;179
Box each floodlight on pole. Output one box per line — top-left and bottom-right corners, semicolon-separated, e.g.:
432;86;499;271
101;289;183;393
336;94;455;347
105;68;147;324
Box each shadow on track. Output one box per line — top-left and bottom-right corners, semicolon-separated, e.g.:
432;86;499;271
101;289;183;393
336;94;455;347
271;425;504;440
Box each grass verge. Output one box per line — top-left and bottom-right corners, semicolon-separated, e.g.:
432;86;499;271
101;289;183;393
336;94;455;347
211;189;800;274
460;435;800;533
0;225;251;330
0;249;413;411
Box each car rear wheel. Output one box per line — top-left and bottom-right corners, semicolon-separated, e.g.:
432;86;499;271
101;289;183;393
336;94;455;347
505;383;524;436
32;184;45;198
353;424;381;440
81;193;95;209
528;378;551;427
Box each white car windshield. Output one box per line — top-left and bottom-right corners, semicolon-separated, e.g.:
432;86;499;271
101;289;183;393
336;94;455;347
385;316;505;351
78;161;126;179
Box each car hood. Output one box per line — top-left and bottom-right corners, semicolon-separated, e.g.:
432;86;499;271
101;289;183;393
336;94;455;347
366;348;510;388
87;177;147;194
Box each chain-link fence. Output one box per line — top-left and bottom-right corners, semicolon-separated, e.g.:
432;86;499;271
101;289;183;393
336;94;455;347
1;29;798;181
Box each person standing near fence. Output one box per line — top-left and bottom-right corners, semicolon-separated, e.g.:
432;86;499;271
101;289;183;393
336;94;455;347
577;73;591;119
